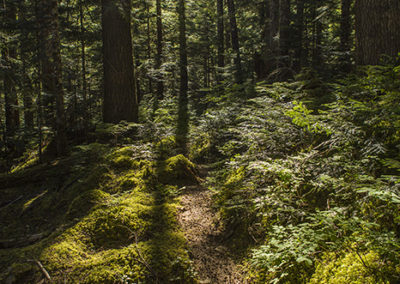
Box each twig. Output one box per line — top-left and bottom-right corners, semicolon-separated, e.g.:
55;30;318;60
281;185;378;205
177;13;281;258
35;260;51;281
27;259;51;281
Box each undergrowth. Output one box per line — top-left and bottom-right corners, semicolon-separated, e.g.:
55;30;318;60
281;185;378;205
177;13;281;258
190;64;400;283
0;119;198;283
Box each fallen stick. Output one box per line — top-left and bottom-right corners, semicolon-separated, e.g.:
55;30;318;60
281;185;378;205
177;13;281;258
35;260;52;281
27;259;51;282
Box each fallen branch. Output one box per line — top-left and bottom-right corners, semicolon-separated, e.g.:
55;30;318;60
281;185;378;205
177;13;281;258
27;259;51;282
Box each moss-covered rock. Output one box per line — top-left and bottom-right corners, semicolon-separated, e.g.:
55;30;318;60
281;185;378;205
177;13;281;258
159;154;200;185
309;250;397;284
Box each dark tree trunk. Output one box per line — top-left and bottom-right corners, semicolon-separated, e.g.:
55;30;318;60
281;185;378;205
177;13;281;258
39;0;67;156
19;0;34;130
262;0;270;48
217;0;225;80
339;0;352;71
227;0;243;83
177;0;189;154
146;3;153;94
279;0;291;61
254;0;271;80
79;0;88;128
3;2;20;135
102;0;138;123
270;0;280;57
312;2;323;68
355;0;400;65
294;0;304;71
156;0;164;101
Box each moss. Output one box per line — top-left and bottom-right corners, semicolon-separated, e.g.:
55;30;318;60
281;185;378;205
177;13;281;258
309;250;393;284
0;142;197;284
67;189;111;218
159;154;200;185
156;136;179;159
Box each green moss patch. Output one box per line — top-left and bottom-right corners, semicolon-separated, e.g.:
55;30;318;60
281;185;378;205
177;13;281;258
159;154;200;185
0;142;198;283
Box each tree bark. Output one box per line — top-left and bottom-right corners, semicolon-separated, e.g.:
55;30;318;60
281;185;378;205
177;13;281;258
279;0;291;61
294;0;304;71
339;0;352;71
19;0;34;130
39;0;67;156
312;2;323;68
227;0;243;83
146;3;153;94
102;0;138;123
355;0;400;65
270;0;280;57
155;0;164;101
217;0;225;80
3;2;20;135
79;0;88;129
177;0;189;154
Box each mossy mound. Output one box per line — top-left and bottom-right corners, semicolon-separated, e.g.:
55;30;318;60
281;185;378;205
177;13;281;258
309;250;398;284
159;154;200;185
0;141;197;283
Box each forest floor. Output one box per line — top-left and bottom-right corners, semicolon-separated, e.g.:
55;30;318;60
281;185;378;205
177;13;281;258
177;166;245;284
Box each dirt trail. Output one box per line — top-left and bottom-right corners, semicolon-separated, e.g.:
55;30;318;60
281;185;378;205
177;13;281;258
178;168;244;284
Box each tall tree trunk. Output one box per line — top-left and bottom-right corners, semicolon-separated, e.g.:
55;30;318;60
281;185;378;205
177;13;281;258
217;0;224;82
294;0;304;71
355;0;400;65
254;0;271;80
340;0;352;71
226;0;243;83
39;0;67;156
156;0;164;101
146;3;153;94
34;0;43;162
102;0;138;123
279;0;291;62
312;2;323;68
176;0;189;154
270;0;280;65
79;0;88;129
19;0;34;130
3;1;20;135
262;0;270;48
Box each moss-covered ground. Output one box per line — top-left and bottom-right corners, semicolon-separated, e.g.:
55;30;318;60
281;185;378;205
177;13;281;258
0;125;200;283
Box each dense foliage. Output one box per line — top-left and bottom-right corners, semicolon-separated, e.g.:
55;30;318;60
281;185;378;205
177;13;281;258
1;0;400;282
190;64;400;283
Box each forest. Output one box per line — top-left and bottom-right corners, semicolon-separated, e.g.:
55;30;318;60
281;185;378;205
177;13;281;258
0;0;400;283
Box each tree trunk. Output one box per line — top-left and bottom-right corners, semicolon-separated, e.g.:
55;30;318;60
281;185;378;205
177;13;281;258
79;0;88;129
227;0;243;83
102;0;138;123
339;0;352;71
156;0;164;101
39;0;67;156
279;0;291;61
3;2;20;135
146;3;153;94
176;0;189;154
355;0;400;65
19;0;34;130
294;0;304;71
217;0;225;81
312;2;323;68
270;0;280;57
